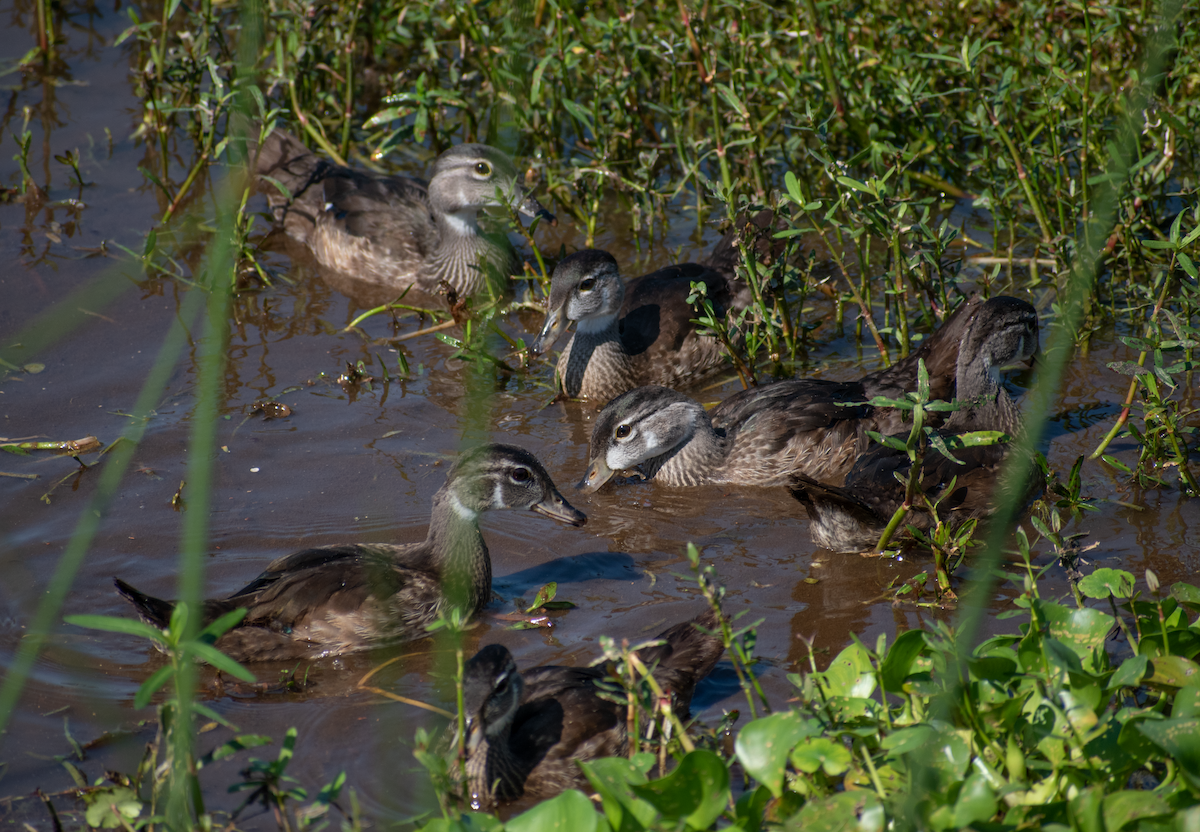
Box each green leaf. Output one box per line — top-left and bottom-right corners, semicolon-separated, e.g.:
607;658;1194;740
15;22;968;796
1108;655;1148;690
506;788;598;832
1077;568;1135;599
631;750;729;830
821;641;876;698
580;757;656;832
735;711;821;797
200;606;248;640
787;792;883;832
1144;655;1200;690
1101;790;1170;831
952;771;997;828
64;614;166;645
185;641;256;682
133;665;174;709
790;737;851;776
83;786;142;828
526;582;558;612
1136;719;1200;790
880;629;927;693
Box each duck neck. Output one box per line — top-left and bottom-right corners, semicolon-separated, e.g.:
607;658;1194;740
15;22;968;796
642;406;728;487
424;487;492;616
429;212;517;295
946;356;1021;434
466;727;529;805
559;320;632;399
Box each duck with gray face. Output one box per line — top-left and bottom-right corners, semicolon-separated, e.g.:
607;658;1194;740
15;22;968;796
530;248;740;402
112;444;585;662
252;129;554;297
790;296;1042;552
462;609;724;808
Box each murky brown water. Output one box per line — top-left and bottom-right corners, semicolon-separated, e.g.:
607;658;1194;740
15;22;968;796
2;7;1197;829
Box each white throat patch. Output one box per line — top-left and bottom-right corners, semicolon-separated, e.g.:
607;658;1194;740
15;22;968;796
449;493;479;521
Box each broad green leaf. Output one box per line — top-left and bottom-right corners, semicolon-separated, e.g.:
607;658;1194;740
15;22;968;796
65;614;166;645
790;737;851;776
83;786;142;828
735;711;821;797
1136;719;1200;790
1101;790;1170;830
1040;601;1113;668
822;641;876;699
631;750;729;830
580;757;656;832
526;582;558;612
880;629;927;692
785;791;883;832
1144;655;1200;690
1077;568;1135;599
506;789;598;832
952;771;997;828
1108;654;1148;690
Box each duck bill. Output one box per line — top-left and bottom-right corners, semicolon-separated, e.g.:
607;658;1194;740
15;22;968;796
516;191;557;227
577;455;616;494
530;302;569;355
531;490;587;526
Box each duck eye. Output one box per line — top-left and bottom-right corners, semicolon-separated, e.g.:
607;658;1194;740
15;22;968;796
474;161;492;176
579;277;595;291
615;424;631;439
511;467;531;483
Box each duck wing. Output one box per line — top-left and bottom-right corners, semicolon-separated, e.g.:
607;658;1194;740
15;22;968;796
511;666;623;764
712;380;873;484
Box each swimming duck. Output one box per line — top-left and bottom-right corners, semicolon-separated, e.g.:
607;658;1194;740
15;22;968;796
789;296;1041;552
113;444;585;662
252;129;554;296
463;609;724;806
529;249;741;402
578;296;1037;492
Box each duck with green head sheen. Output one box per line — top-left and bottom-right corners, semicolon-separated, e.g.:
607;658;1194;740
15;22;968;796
113;445;585;662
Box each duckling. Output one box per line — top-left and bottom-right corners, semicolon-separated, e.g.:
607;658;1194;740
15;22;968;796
463;609;724;807
113;445;585;663
530;250;740;402
252;129;554;297
578;296;1036;492
789;296;1041;552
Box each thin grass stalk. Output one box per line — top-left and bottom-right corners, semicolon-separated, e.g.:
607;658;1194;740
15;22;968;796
0;283;204;733
907;2;1182;822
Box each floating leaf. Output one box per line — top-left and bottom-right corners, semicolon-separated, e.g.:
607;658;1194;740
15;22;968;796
631;750;729;830
735;711;821;797
505;788;597;832
1077;568;1135;599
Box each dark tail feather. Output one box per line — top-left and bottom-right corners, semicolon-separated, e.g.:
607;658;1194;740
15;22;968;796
252;128;325;200
113;578;174;629
704;209;788;305
788;473;875;521
640;608;726;715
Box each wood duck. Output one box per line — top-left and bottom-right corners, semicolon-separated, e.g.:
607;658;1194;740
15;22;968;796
463;609;724;807
251;129;554;297
527;211;788;402
113;445;585;662
789;296;1041;552
578;297;1038;492
529;250;743;402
